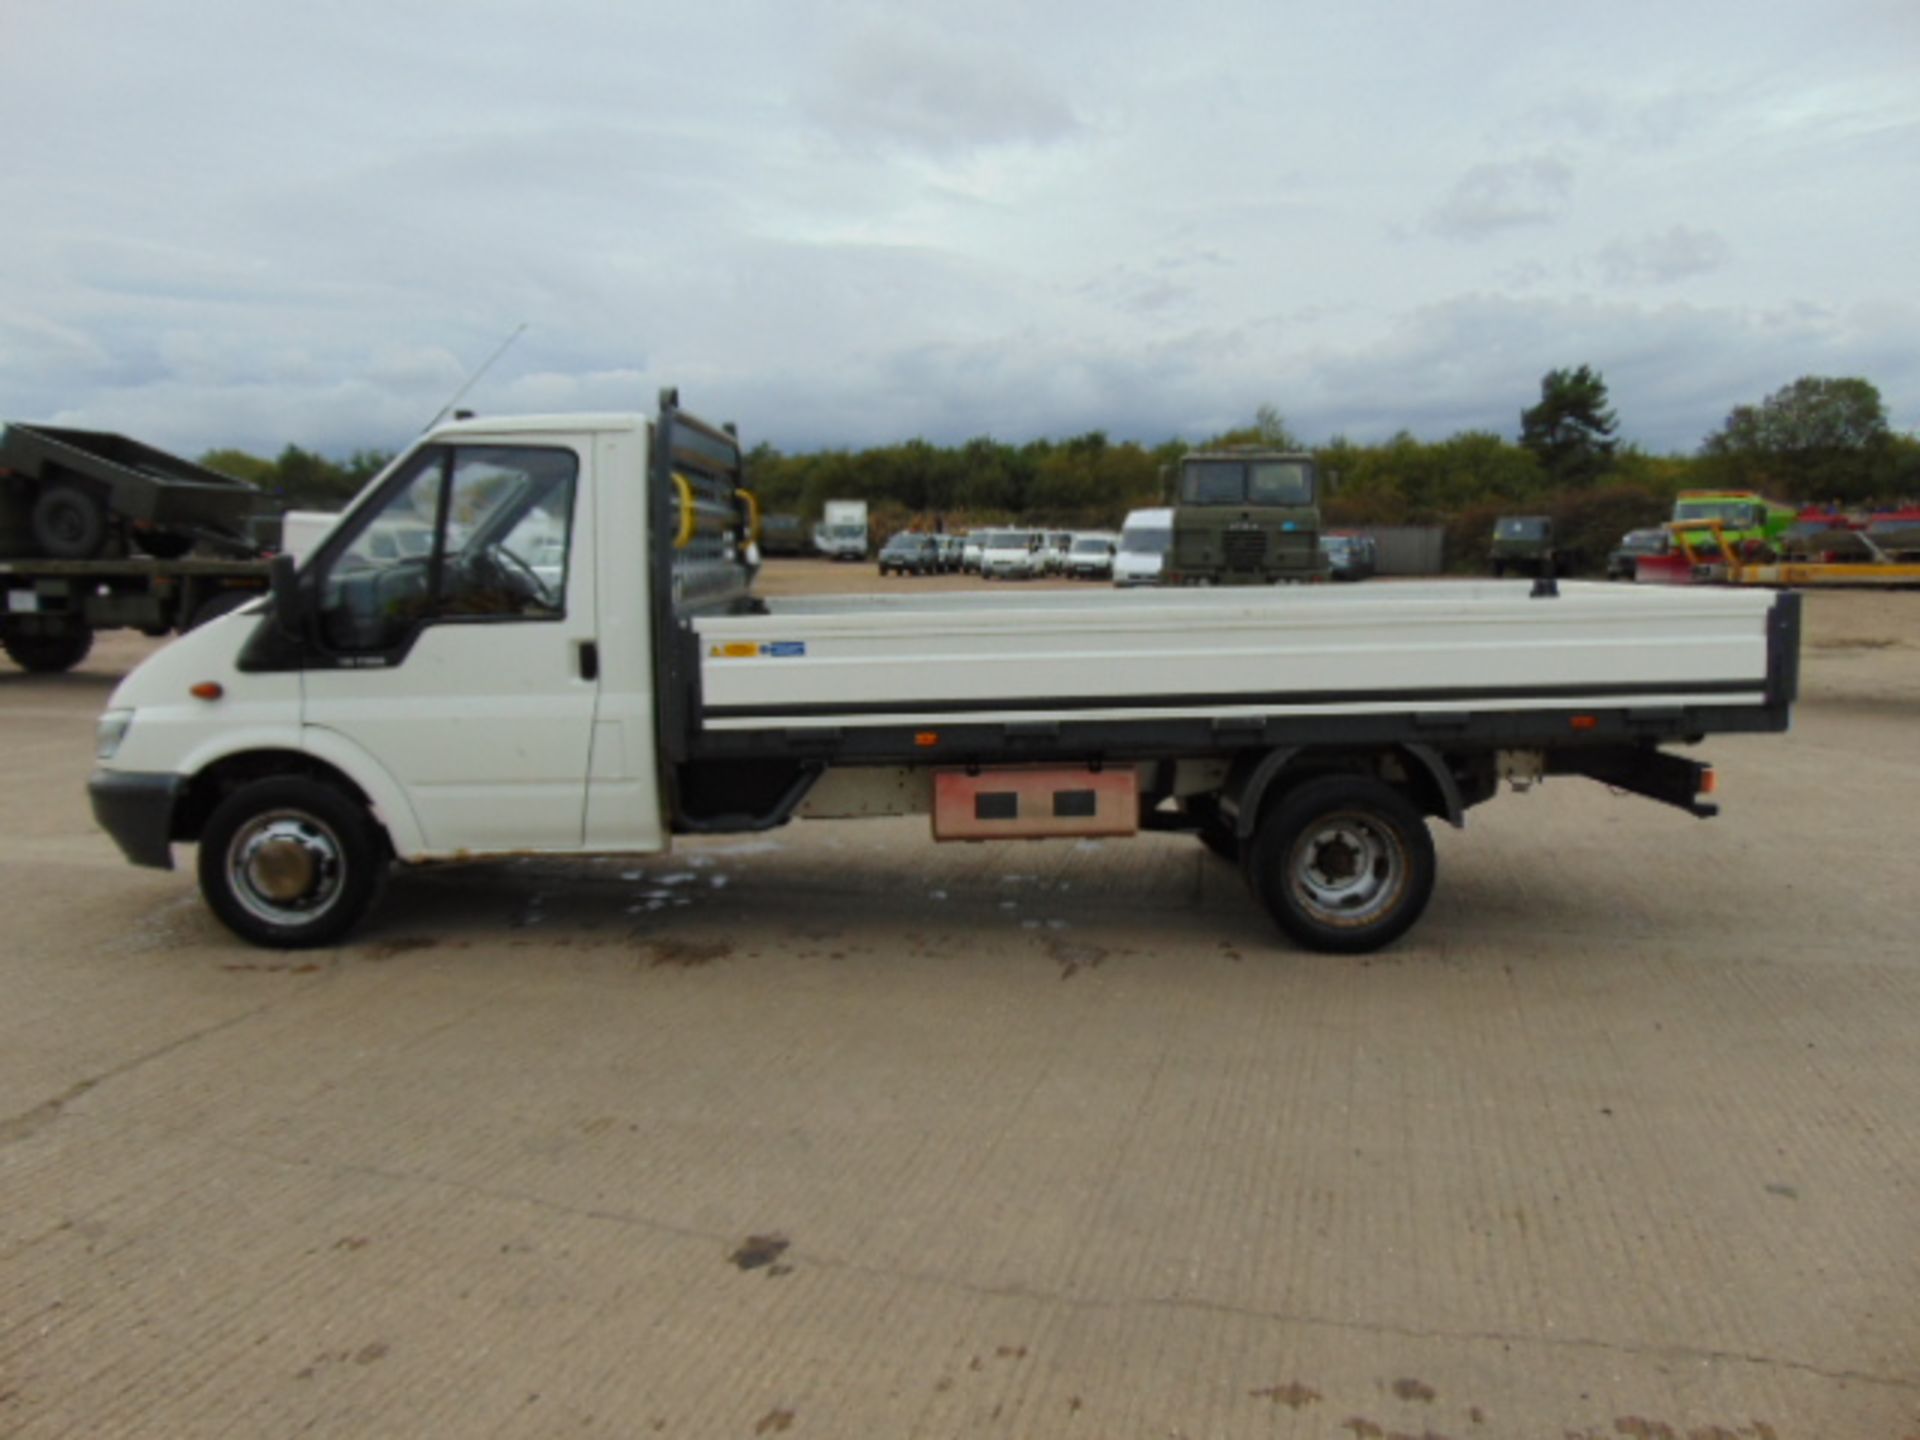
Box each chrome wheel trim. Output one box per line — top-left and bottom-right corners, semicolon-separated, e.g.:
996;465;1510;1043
225;809;347;928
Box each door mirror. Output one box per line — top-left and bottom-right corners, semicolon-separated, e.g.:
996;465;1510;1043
268;553;301;638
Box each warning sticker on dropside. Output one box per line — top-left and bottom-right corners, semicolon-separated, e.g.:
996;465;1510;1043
708;640;808;659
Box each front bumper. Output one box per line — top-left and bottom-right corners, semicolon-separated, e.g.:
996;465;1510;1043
89;769;186;870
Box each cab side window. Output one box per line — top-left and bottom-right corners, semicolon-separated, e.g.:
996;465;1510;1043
314;445;578;656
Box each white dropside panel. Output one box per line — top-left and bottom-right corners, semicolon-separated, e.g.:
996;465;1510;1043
693;582;1778;729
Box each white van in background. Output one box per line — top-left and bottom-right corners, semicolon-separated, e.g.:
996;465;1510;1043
979;528;1043;579
1113;507;1171;587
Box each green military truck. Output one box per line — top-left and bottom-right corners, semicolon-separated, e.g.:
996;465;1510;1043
1;422;277;672
1489;515;1567;578
1164;448;1326;585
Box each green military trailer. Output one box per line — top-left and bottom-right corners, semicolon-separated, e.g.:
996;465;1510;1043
1164;448;1326;586
1;422;277;673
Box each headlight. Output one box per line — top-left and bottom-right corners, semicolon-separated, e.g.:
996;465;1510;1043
96;708;134;761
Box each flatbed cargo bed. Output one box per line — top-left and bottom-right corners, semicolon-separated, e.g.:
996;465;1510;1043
692;581;1792;734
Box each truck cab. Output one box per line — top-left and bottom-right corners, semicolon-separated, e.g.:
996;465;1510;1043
1166;449;1325;585
1489;515;1560;578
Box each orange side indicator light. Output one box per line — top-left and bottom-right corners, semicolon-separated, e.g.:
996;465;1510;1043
915;732;940;748
1570;714;1598;731
1700;768;1718;795
190;682;224;701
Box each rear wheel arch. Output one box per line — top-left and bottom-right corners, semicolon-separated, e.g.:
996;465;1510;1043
1223;743;1463;839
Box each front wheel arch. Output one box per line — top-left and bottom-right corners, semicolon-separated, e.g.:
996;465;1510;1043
176;749;386;852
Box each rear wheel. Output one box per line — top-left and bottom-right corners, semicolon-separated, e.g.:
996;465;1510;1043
197;777;387;948
1245;775;1435;953
2;621;93;673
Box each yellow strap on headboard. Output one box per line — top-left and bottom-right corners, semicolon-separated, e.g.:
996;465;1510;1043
670;471;696;549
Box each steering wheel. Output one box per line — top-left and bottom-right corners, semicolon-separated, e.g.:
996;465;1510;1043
490;544;555;608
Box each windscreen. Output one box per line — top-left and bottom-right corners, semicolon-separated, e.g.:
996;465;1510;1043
1120;523;1170;554
1673;501;1758;526
1180;459;1313;505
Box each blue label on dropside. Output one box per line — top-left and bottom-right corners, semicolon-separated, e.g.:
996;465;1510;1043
762;641;807;657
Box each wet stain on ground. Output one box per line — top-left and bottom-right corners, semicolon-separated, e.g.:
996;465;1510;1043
293;1341;390;1379
1559;1422;1777;1440
753;1408;795;1434
1046;936;1108;980
729;1234;790;1271
1393;1378;1437;1403
363;935;438;960
648;937;733;969
1250;1381;1320;1409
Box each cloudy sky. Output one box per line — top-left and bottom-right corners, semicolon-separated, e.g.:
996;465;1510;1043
3;0;1915;459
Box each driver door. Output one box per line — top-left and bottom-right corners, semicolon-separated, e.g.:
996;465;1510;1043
300;441;599;854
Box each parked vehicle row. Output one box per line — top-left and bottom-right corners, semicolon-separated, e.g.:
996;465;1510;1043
866;517;1385;587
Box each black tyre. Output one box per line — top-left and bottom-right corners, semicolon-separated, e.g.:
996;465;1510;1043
187;589;259;631
1245;774;1436;954
31;485;109;559
2;622;93;673
197;777;388;948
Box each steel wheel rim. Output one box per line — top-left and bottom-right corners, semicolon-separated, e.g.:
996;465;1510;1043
1287;813;1405;926
226;808;347;927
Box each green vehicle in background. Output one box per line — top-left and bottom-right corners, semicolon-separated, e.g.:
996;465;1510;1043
1489;515;1566;578
1670;491;1796;557
1164;449;1325;585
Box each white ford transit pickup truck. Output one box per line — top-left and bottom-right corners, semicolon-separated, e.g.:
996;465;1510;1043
89;392;1799;954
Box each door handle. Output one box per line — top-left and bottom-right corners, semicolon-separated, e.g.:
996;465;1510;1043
577;640;599;681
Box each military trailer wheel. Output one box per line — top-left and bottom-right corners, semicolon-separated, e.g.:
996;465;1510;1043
31;484;109;559
197;777;387;948
1246;775;1436;954
2;621;94;674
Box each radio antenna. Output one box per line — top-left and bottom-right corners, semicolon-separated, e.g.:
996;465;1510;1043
423;322;528;431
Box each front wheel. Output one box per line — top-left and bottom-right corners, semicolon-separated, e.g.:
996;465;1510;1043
197;777;387;948
1245;775;1436;953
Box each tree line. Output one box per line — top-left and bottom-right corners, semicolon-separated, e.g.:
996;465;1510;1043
202;373;1917;571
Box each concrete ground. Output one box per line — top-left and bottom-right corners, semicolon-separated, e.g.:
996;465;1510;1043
2;568;1917;1438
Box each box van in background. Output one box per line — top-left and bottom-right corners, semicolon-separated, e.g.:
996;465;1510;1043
1113;508;1171;587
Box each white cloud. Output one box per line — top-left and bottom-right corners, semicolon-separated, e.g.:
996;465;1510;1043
1426;157;1575;239
1598;227;1734;286
801;24;1080;156
0;0;1915;463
